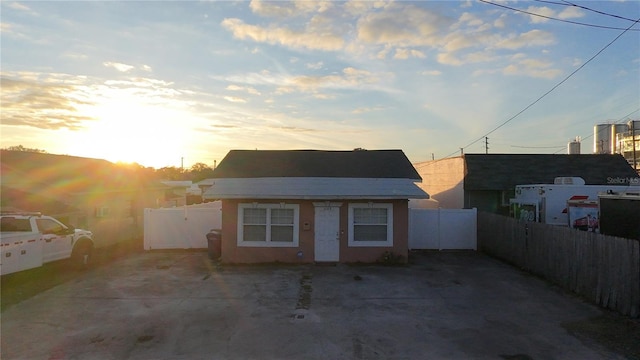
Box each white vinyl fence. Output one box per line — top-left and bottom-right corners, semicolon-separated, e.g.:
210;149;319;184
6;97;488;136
409;208;477;250
143;202;222;250
144;203;476;251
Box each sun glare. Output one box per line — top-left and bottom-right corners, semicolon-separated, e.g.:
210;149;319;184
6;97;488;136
71;97;191;168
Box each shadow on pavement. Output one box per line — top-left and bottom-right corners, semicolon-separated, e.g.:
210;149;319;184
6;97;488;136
1;237;146;312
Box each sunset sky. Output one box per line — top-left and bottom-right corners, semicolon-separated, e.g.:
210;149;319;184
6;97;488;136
1;1;639;169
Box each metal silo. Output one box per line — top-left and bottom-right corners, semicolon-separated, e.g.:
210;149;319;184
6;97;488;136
594;124;611;154
567;137;581;154
629;120;640;135
610;123;629;153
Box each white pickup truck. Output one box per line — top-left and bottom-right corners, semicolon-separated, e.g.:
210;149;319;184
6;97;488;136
0;212;94;275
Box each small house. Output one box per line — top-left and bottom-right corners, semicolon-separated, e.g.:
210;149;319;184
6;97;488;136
202;149;429;264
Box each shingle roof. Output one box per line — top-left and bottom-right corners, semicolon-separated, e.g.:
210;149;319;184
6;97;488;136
211;150;422;180
463;153;639;190
203;178;429;200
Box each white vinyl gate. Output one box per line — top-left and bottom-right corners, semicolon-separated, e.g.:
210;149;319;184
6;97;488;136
143;202;222;250
408;208;477;250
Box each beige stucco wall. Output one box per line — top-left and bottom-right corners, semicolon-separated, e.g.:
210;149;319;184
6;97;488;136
414;157;465;209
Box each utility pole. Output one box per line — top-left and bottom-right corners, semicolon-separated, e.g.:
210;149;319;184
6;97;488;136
485;137;489;154
632;121;637;172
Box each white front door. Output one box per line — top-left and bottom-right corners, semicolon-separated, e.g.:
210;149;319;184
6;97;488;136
314;203;341;262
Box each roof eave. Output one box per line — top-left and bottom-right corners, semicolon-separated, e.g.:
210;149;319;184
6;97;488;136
204;194;429;200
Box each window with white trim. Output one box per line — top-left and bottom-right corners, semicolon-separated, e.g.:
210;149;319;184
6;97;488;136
237;203;299;247
348;203;393;247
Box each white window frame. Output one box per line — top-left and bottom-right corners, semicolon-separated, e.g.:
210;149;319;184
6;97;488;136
237;203;300;247
348;203;393;247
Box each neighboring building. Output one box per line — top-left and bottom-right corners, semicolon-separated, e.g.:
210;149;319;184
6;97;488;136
160;181;203;206
0;150;167;248
594;121;640;174
202;149;428;264
195;178;215;198
413;153;639;215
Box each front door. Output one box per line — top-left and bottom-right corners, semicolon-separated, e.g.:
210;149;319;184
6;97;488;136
314;203;341;262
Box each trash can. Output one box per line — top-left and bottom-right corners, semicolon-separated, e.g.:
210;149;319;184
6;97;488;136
206;229;222;260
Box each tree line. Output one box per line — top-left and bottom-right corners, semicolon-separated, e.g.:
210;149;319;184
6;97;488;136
2;145;216;183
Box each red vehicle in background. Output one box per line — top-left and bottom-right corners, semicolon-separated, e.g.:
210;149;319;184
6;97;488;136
573;214;599;232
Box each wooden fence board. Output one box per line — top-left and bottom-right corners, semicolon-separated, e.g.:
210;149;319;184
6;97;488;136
478;212;639;318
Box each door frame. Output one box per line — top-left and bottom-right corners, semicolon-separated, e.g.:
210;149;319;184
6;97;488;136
313;202;342;262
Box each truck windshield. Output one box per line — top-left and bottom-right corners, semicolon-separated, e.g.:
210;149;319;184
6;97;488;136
0;218;32;232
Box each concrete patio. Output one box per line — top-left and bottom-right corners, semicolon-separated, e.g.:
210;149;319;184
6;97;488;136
0;251;631;359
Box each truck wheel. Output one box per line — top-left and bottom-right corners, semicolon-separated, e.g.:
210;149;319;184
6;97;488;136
72;240;93;270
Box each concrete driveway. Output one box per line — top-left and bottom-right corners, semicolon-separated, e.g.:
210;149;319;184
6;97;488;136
0;251;631;359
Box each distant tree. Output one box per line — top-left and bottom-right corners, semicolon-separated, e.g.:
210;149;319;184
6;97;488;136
115;162;157;181
2;145;47;153
155;166;187;181
188;162;215;182
190;162;211;173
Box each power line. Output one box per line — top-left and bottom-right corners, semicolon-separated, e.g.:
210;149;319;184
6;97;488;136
550;0;640;23
439;15;640;160
551;108;640;154
533;0;573;5
565;108;639;144
479;0;640;31
511;145;565;149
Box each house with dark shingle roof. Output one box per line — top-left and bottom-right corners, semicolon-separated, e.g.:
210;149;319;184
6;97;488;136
414;153;640;214
202;149;429;264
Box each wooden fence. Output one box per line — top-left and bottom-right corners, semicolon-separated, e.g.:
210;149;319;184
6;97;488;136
478;212;640;318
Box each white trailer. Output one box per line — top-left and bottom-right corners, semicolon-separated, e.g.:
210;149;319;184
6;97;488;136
510;177;639;226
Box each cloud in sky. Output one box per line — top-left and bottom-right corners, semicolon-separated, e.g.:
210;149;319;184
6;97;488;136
103;62;135;73
249;0;334;18
0;75;96;130
0;0;638;168
494;30;555;50
221;18;344;51
525;5;586;24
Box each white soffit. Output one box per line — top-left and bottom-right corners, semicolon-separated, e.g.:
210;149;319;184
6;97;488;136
203;177;429;199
